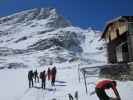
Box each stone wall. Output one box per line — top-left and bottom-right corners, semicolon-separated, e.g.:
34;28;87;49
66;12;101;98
100;63;133;80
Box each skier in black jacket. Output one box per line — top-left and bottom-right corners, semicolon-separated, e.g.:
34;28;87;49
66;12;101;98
34;70;39;83
28;70;34;88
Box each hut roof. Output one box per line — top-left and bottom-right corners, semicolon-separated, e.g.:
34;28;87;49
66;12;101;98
101;16;133;39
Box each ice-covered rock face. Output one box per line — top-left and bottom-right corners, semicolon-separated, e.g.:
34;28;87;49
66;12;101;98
0;8;106;68
0;8;70;28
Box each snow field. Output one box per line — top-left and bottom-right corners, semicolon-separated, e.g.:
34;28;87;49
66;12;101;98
0;63;133;100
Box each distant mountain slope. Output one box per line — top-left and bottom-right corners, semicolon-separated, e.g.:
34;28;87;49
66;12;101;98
0;8;106;68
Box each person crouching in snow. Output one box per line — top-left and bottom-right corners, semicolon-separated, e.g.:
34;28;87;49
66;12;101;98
95;79;121;100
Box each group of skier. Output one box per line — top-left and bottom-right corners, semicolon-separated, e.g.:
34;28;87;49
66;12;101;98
28;67;121;100
28;66;57;89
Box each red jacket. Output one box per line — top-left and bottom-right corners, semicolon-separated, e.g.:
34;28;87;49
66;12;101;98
96;80;117;92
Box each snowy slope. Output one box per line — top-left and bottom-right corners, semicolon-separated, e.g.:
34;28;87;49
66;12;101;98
0;62;133;100
0;8;106;69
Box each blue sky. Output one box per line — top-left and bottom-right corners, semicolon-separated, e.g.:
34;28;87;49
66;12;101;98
0;0;133;31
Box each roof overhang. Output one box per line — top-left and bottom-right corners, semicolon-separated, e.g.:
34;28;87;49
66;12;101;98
101;16;128;39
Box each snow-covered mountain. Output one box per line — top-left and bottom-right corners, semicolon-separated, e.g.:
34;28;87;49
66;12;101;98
0;8;106;69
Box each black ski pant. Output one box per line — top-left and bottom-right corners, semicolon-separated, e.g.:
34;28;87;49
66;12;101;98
29;79;34;88
51;76;56;86
41;80;46;89
95;88;110;100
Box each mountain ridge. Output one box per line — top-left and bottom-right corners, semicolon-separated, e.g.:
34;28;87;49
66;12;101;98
0;8;106;68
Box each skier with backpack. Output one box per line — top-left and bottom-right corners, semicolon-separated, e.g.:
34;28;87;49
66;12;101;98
51;66;57;86
47;67;51;81
40;70;47;89
34;70;39;83
28;70;34;88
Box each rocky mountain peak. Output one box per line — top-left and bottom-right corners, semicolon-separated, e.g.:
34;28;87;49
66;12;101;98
0;7;71;28
0;8;105;67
